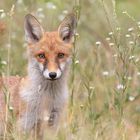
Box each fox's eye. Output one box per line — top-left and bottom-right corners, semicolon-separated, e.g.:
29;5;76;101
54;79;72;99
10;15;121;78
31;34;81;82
58;53;65;59
38;53;45;59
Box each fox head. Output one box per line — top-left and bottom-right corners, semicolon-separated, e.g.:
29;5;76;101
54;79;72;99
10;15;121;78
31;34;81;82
24;13;77;80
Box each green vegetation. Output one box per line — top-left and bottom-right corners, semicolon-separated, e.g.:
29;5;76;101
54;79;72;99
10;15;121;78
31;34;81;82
1;0;140;139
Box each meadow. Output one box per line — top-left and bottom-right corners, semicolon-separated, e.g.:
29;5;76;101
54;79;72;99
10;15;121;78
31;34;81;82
0;0;140;139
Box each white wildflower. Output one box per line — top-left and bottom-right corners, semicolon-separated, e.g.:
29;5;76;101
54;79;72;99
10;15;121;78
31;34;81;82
9;106;14;110
109;43;114;46
52;5;56;9
125;34;130;38
1;61;7;65
0;9;4;13
122;11;127;14
80;104;84;109
117;84;125;90
102;71;109;76
129;96;135;101
128;27;134;32
75;32;80;38
109;32;113;36
75;60;79;64
129;55;135;60
95;41;101;47
1;12;6;18
129;41;134;45
89;86;95;90
116;27;121;31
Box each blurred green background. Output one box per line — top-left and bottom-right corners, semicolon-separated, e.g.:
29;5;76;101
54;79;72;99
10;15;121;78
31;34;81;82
1;0;140;139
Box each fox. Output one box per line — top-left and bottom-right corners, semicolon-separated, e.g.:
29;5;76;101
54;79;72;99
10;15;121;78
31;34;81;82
0;13;77;139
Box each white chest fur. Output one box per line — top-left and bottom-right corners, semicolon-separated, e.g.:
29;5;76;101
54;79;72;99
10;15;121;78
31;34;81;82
19;67;68;131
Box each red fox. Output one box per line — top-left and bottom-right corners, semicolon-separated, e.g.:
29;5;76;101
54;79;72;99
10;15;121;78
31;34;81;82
0;13;77;139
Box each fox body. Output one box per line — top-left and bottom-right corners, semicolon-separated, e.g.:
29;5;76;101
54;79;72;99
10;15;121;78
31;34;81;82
0;13;77;138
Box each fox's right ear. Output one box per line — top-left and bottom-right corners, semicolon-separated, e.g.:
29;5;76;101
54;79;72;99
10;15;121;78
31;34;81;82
24;14;44;44
58;13;77;43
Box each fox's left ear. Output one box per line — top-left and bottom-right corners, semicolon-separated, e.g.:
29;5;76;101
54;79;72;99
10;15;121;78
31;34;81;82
24;14;44;44
58;13;77;43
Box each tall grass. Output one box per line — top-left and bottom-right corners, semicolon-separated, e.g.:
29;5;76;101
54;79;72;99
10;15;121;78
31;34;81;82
0;0;140;139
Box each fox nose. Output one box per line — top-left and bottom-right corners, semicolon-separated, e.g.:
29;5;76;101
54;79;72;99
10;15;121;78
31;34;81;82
49;72;57;79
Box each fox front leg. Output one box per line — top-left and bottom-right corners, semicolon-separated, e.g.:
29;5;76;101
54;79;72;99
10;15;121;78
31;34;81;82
47;108;59;127
32;120;43;140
